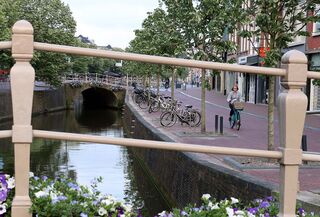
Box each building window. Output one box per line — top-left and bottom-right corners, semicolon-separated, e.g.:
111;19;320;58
313;6;320;34
310;53;320;71
314;22;320;33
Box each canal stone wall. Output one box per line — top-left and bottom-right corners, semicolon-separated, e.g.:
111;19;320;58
0;87;67;122
123;97;278;208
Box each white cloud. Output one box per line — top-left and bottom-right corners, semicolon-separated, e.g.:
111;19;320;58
62;0;159;49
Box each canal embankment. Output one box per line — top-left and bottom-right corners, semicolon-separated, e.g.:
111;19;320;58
0;87;67;122
123;95;278;208
123;88;320;213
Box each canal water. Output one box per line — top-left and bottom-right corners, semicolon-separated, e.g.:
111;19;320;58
0;107;170;216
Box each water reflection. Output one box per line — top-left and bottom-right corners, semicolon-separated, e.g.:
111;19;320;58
0;107;170;216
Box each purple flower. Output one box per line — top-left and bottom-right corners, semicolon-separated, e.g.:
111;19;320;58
266;196;273;201
33;176;39;181
137;209;143;217
117;207;124;214
180;210;187;216
298;207;305;215
0;174;6;186
57;195;67;201
80;213;88;217
0;190;7;202
248;207;258;214
264;213;270;217
67;182;80;191
259;201;270;209
41;176;48;181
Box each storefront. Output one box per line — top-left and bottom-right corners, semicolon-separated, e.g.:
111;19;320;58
308;52;320;110
237;55;268;104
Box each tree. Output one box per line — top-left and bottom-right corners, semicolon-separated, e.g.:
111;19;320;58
125;29;156;87
240;0;320;150
0;0;14;69
125;7;185;97
0;0;77;86
160;0;244;132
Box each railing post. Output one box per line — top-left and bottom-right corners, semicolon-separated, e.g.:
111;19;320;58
10;20;34;217
279;50;307;217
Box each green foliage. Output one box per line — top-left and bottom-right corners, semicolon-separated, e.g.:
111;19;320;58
68;40;116;75
312;79;320;86
1;174;318;217
239;0;320;151
0;0;76;86
28;175;135;217
124;7;185;81
205;79;212;91
240;0;320;67
157;194;317;217
176;67;188;80
160;0;244;62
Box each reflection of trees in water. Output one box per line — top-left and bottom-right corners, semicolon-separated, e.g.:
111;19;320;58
121;147;171;217
75;107;121;131
1;108;122;177
0;138;14;174
0;107;170;216
29;139;75;178
0;137;74;179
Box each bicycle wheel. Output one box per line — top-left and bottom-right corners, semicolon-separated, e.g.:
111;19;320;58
138;97;148;109
236;112;241;130
230;115;236;129
149;100;160;113
189;110;201;127
135;95;143;104
160;112;177;127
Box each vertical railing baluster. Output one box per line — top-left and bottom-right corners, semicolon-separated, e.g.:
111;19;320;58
10;20;34;217
279;50;307;217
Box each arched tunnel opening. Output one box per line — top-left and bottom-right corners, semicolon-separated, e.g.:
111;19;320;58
81;87;117;109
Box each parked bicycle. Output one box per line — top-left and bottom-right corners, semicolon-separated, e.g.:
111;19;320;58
229;101;244;130
148;95;173;113
160;104;201;127
132;87;156;109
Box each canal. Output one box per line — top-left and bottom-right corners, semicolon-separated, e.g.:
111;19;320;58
0;106;170;216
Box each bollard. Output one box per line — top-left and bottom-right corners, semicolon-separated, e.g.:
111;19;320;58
215;115;219;133
301;135;307;165
219;116;223;134
301;135;307;151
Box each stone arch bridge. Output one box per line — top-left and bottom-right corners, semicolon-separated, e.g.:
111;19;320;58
63;74;132;109
63;73;159;109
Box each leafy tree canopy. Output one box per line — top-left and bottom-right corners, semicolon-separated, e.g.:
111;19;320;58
0;0;77;86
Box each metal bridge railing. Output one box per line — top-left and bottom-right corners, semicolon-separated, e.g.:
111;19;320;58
0;20;320;217
63;73;148;88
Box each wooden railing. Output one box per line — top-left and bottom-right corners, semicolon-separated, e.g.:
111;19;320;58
0;20;320;217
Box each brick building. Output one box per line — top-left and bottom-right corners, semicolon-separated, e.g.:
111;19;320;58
306;10;320;111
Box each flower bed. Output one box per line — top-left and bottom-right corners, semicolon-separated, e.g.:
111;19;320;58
0;173;318;216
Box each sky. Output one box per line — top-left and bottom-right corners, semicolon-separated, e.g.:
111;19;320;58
62;0;159;49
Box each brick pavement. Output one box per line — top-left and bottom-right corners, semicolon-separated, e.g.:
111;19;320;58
129;86;320;195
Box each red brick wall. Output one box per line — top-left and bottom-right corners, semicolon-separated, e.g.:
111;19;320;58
306;11;320;52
